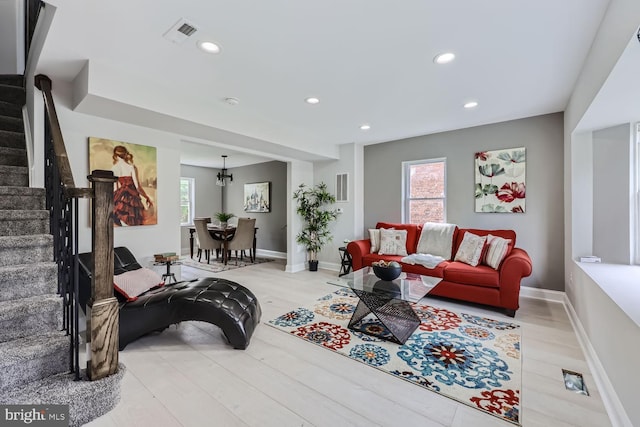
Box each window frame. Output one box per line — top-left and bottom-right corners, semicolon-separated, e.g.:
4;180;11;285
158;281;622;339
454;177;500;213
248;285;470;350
180;177;195;226
401;157;447;224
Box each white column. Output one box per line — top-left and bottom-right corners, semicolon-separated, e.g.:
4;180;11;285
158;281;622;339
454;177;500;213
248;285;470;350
286;160;313;272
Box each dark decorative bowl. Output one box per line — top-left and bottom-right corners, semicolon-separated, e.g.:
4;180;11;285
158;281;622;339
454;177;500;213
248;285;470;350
372;265;402;281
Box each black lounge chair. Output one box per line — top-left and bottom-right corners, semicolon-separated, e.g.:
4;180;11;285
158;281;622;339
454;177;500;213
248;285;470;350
77;247;261;350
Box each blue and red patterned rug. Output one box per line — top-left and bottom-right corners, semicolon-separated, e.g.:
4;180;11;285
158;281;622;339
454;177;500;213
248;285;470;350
268;288;522;425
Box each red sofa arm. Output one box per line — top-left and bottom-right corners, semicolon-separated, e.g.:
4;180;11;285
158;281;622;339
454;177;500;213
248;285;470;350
346;239;370;271
499;247;533;310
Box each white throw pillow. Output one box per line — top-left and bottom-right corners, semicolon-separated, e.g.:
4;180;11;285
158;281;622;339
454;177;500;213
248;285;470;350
114;267;164;301
369;228;382;253
454;232;487;267
483;234;512;269
378;229;408;256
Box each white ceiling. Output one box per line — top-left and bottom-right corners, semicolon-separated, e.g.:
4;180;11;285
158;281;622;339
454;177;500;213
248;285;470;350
36;0;612;168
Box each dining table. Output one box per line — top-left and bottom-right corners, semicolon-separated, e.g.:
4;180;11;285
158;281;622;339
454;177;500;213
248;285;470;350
188;225;257;265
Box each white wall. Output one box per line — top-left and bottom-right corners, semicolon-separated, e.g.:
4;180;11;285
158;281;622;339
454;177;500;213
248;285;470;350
40;81;182;264
314;143;364;269
593;124;633;264
564;0;640;425
0;0;25;74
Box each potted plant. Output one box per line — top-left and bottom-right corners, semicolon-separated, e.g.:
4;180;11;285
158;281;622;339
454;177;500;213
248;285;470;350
214;212;235;228
293;182;339;271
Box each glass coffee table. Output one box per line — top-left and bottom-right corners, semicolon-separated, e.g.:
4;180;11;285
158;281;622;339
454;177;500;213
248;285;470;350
327;267;441;344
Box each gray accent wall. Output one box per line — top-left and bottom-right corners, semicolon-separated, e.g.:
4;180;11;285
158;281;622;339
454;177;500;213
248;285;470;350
225;161;287;253
364;112;564;291
592;124;632;264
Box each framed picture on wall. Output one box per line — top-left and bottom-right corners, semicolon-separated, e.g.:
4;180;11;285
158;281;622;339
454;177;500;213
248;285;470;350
244;181;270;212
89;137;157;226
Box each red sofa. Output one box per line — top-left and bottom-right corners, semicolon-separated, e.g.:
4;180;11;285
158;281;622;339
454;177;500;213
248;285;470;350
346;222;532;316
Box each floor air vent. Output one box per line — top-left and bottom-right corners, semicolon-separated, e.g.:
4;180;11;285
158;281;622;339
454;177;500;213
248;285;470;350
562;369;589;396
163;18;199;44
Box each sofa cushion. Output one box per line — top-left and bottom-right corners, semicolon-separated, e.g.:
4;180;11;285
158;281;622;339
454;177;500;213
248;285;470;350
368;228;382;253
454;228;515;255
378;229;408;256
443;262;500;288
376;222;421;254
114;267;164;301
483;234;513;269
454;232;487;267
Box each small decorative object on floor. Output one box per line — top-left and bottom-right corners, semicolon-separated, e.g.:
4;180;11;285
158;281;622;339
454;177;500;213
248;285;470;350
372;260;402;281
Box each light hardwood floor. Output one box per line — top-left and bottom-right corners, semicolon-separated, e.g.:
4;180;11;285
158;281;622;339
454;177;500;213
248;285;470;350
86;260;611;427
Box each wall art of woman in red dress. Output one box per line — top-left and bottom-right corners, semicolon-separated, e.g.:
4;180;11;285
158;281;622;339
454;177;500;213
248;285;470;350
111;145;153;226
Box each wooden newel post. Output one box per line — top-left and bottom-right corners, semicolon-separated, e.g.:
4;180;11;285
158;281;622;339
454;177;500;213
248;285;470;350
87;170;119;380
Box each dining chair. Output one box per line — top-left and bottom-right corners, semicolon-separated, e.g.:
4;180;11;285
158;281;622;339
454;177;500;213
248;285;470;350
194;218;222;263
226;218;256;264
193;217;211;260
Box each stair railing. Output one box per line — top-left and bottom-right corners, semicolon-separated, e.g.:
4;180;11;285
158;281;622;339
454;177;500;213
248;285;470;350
35;74;119;381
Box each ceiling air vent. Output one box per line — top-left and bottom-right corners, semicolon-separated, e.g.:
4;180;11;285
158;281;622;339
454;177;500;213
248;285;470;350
163;18;199;44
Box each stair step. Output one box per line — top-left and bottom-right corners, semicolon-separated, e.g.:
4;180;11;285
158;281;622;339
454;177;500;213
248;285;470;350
0;332;69;393
0;234;53;267
0;210;48;236
0;186;45;210
0;262;57;302
0;129;25;149
3;363;125;427
0;146;27;167
0;101;22;118
0;164;28;186
0;294;62;343
0;75;24;87
0;84;25;106
0;115;23;133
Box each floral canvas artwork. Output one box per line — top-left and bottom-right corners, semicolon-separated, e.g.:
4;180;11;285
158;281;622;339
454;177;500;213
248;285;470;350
475;147;526;213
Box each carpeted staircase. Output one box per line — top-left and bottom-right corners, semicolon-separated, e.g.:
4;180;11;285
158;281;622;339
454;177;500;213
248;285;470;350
0;75;124;426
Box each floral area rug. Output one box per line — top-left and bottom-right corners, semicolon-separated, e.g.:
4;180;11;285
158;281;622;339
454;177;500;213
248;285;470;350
180;256;273;273
268;288;522;425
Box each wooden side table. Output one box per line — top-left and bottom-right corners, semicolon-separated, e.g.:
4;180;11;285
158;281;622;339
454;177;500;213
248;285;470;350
154;253;180;284
338;246;352;277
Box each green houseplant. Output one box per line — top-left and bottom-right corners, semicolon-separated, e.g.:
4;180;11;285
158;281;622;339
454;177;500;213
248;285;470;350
214;212;235;228
293;182;339;271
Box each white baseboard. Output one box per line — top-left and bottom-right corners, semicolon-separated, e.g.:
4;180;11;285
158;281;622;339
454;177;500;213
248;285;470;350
562;295;632;427
256;249;286;259
286;263;306;273
318;261;340;272
519;286;565;303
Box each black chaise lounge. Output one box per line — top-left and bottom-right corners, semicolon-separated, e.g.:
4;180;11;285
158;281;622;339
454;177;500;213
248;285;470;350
78;247;261;350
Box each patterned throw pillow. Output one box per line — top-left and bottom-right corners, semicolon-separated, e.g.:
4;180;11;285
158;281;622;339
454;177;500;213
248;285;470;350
454;232;487;267
378;229;408;256
114;267;164;302
483;234;512;269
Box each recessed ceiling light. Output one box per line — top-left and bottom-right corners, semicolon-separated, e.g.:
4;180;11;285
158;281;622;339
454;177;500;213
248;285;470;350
360;124;371;130
464;101;479;109
223;97;239;106
198;40;221;54
305;97;320;104
434;52;455;64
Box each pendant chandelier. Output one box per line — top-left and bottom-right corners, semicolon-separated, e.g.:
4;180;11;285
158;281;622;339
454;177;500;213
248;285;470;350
216;155;233;186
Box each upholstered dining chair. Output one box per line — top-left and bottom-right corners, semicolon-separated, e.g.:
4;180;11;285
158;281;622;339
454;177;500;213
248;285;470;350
194;218;222;263
226;217;256;264
193;217;211;260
